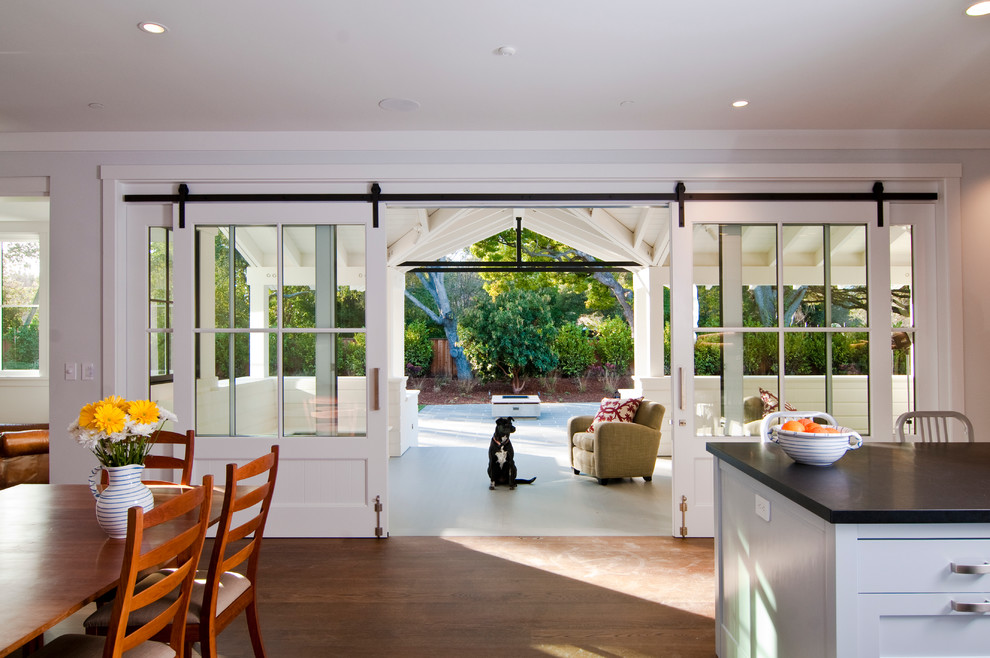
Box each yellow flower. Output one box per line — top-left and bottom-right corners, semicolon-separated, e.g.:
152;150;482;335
93;402;126;435
127;399;160;425
102;395;128;411
78;402;99;430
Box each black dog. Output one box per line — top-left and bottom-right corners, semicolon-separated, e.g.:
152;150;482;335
488;417;536;490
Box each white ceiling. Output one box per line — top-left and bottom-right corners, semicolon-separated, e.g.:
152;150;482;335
2;0;989;133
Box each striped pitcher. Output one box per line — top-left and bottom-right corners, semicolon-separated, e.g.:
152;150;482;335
88;464;155;538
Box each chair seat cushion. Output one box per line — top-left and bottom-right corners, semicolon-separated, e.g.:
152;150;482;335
587;397;642;432
572;432;597;452
84;570;251;629
31;633;175;657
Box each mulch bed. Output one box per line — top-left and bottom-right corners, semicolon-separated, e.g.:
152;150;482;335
410;376;632;405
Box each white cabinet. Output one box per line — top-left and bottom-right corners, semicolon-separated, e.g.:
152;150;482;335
715;460;990;658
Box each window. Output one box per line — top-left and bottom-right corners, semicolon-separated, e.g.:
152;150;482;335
1;236;41;375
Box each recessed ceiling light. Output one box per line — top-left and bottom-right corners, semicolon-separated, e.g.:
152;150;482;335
619;100;635;108
966;1;990;15
494;45;517;56
138;22;168;34
732;99;749;108
378;98;420;112
87;103;104;110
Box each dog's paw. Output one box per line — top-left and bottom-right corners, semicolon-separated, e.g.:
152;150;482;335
510;484;517;490
489;483;495;490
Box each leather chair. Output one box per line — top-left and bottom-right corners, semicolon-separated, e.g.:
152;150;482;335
0;424;49;489
568;400;665;485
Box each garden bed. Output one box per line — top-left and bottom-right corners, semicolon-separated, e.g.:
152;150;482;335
410;376;632;405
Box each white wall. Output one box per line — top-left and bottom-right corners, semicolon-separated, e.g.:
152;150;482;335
0;131;987;482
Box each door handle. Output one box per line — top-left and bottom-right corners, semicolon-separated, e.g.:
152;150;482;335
678;367;684;411
372;368;380;411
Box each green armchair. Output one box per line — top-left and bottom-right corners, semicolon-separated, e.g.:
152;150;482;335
568;400;665;485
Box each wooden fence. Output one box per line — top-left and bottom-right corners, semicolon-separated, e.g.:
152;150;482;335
430;339;456;378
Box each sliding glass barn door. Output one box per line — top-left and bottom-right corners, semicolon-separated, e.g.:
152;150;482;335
129;201;387;537
670;201;895;537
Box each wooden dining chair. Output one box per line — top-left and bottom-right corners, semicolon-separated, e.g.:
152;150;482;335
34;475;213;658
86;446;279;658
144;429;196;486
99;429;195;487
896;410;975;443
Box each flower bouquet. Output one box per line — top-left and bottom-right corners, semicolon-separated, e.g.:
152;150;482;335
68;396;178;537
68;395;176;467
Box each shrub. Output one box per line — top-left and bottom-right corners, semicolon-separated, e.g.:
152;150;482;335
555;323;595;378
338;334;366;376
404;320;434;376
594;316;634;374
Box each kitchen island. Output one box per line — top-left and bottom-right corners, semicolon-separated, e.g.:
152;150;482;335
708;441;990;658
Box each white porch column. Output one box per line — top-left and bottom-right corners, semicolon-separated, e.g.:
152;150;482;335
628;265;673;455
387;267;418;456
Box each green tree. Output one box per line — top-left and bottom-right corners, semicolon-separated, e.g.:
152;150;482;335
470;228;634;326
460;288;558;392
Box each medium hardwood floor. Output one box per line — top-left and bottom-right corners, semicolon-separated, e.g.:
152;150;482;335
215;536;716;657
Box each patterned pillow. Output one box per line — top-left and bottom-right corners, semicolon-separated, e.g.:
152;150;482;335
587;397;643;433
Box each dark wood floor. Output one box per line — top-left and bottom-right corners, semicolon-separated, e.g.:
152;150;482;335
214;536;717;657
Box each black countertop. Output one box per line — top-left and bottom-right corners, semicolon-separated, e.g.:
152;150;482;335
706;441;990;524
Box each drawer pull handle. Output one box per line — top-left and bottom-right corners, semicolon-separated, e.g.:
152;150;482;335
951;561;990;575
951;599;990;613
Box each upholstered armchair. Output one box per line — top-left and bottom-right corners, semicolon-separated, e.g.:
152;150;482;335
0;423;50;489
568;400;665;485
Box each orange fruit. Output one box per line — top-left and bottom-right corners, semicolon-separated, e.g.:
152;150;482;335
804;422;824;433
821;427;840;433
797;418;815;427
780;420;804;432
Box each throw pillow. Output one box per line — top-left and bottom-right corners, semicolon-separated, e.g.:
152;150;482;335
587;397;643;433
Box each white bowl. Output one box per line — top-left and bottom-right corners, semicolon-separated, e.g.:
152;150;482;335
771;425;863;466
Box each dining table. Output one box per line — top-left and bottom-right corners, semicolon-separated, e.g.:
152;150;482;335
0;482;227;657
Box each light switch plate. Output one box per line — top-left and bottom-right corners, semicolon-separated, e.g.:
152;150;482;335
82;362;95;380
64;362;77;380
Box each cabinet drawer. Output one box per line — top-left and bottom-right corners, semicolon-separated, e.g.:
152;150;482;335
859;593;990;657
859;539;990;593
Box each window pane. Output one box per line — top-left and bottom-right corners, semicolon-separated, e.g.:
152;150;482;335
283;332;367;437
1;240;40;371
196;333;230;436
891;224;914;328
282;226;366;329
741;225;777;327
694;331;775;437
198;227;275;330
834;332;869;433
782;225;825;327
784;332;826;414
829;225;868;327
149;332;170;378
2;307;39;369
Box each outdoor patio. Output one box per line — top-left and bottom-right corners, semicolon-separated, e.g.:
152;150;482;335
389;402;673;537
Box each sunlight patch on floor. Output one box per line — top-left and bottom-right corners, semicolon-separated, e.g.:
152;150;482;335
442;535;716;619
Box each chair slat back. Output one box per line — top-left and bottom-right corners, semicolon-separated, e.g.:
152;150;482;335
896;410;975;443
202;446;279;622
104;474;213;658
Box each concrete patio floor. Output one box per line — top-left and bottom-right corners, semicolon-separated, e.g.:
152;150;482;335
388;403;673;537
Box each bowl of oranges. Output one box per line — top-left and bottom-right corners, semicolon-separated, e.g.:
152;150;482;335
760;411;863;466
